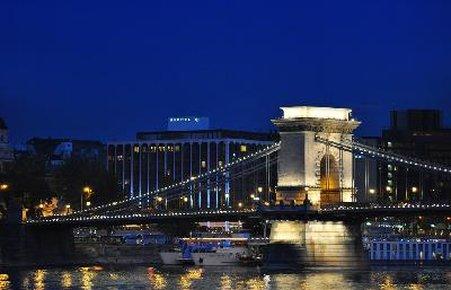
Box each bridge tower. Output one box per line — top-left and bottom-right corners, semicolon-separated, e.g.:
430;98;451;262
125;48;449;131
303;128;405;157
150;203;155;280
272;105;360;206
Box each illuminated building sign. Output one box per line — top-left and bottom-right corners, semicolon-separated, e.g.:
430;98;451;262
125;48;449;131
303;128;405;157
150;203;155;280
167;117;209;131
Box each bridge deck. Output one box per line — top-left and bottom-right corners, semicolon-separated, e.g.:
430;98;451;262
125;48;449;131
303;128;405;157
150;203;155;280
24;204;451;227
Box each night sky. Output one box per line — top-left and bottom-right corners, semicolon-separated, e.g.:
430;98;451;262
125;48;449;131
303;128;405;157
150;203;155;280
1;1;451;145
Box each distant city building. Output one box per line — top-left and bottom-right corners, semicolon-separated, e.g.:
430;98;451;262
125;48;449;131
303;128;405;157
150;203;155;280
107;119;276;209
0;118;14;172
27;138;105;168
380;110;451;202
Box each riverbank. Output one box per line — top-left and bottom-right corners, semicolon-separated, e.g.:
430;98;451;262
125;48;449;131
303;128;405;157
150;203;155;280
0;242;168;268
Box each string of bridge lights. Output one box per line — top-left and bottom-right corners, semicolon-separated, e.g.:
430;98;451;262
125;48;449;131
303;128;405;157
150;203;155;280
26;208;257;224
316;137;451;174
46;142;281;219
26;203;451;225
321;203;451;212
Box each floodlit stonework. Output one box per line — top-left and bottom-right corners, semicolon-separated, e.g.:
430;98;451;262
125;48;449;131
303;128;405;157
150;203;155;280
272;105;360;206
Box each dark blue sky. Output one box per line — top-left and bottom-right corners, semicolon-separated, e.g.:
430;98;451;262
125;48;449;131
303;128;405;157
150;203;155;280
1;1;451;145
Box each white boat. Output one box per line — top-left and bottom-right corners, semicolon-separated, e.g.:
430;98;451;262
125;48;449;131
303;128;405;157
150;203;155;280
192;246;248;266
160;251;195;265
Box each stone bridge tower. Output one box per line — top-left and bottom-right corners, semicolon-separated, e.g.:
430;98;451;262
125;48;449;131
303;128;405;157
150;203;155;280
272;106;360;206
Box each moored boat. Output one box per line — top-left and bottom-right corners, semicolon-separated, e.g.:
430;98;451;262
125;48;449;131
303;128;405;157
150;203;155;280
160;241;194;265
191;245;248;266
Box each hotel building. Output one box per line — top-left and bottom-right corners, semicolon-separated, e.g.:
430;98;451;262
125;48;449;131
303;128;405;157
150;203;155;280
107;117;276;209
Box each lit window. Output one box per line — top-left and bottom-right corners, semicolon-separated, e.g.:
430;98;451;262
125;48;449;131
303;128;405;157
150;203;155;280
387;142;392;148
201;161;206;168
134;146;140;153
240;145;247;152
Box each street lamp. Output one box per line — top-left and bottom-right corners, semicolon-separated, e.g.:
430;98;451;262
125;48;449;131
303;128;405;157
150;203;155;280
179;196;188;208
83;186;92;195
411;187;418;193
65;204;71;215
0;183;8;191
86;201;91;207
82;186;93;211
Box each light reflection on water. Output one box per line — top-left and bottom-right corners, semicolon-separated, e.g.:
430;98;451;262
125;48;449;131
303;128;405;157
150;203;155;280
0;266;449;289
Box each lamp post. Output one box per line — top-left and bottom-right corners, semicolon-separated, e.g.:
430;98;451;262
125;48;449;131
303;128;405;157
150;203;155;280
82;186;93;211
155;196;163;210
0;183;9;212
177;196;189;209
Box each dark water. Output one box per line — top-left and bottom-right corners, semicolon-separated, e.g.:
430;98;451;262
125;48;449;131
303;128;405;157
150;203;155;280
0;265;450;289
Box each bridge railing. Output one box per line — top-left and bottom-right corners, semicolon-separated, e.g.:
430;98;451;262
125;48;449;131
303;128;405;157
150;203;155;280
320;202;451;212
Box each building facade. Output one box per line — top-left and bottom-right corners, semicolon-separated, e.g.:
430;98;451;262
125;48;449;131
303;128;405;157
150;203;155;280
380;110;451;202
107;128;276;209
0;118;14;173
27;138;105;168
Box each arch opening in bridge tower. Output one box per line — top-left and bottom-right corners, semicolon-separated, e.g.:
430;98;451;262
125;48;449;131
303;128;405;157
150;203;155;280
320;153;340;205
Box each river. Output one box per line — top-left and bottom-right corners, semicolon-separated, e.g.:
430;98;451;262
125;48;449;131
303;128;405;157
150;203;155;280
0;265;449;289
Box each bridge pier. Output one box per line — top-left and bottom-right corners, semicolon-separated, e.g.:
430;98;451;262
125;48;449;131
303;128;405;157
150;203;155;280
25;225;75;264
264;220;365;269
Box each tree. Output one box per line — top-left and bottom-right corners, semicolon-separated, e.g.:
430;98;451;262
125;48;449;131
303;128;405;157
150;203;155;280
53;157;121;208
4;154;53;208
